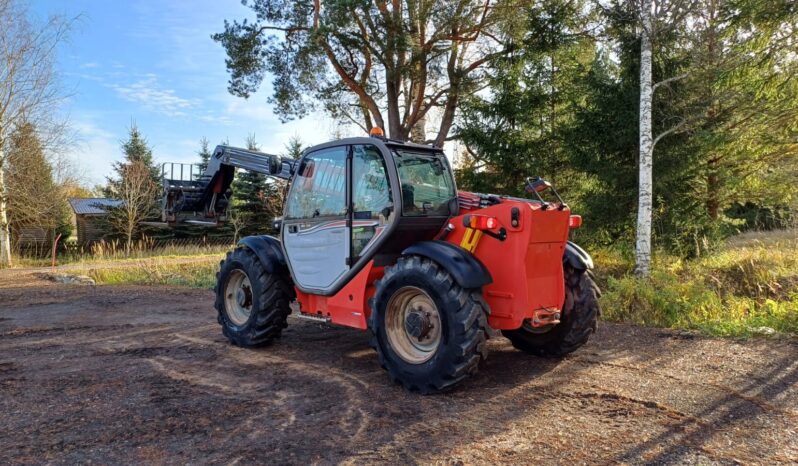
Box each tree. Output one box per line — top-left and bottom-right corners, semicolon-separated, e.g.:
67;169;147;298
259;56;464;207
105;125;161;251
107;161;160;252
684;0;798;223
283;135;305;160
213;0;515;145
622;0;696;276
118;123;160;185
230;134;282;236
197;137;212;173
105;124;160;197
226;205;249;243
0;0;72;266
456;0;597;196
6;122;72;249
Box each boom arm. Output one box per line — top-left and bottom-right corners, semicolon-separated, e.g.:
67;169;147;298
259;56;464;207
162;145;295;225
206;145;294;179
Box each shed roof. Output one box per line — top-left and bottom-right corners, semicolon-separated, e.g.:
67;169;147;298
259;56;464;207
68;198;122;215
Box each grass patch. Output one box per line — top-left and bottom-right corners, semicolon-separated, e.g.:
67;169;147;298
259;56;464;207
11;237;234;268
598;229;798;337
43;230;798;339
85;257;219;289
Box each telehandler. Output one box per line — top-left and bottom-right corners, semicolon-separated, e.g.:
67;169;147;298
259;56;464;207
161;129;600;393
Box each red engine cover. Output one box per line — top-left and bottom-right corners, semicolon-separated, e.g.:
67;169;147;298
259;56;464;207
446;195;570;330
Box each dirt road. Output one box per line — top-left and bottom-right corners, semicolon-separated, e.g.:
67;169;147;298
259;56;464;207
1;273;796;465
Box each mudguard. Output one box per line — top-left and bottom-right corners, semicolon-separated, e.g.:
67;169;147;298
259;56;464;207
402;240;493;289
564;241;594;270
237;235;289;275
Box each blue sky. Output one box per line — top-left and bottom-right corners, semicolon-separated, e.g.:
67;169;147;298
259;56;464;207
32;0;343;185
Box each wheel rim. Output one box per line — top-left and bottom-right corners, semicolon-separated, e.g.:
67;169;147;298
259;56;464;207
385;286;442;364
224;269;253;326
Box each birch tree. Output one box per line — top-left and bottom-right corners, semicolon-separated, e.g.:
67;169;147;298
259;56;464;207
632;0;694;276
0;0;72;266
635;0;655;276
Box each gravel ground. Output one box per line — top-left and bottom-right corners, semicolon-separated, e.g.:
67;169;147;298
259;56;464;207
1;273;796;465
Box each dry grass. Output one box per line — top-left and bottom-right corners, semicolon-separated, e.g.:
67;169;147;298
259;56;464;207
599;230;798;337
85;256;220;289
12;237;233;268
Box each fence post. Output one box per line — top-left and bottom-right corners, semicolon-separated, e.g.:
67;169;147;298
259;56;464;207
51;233;62;270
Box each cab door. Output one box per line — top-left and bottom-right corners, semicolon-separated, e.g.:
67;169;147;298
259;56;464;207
282;145;350;292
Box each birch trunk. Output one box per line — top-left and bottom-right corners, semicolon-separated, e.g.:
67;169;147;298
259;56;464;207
0;147;12;267
635;0;654;277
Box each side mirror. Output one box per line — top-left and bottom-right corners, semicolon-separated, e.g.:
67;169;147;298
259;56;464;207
526;177;552;193
299;159;315;178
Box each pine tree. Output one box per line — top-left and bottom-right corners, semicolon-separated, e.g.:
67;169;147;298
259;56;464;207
120;123;160;185
283;135;304;159
6;122;72;246
105;124;160;196
230;134;281;236
456;0;596;196
197;137;212;173
104;124;161;248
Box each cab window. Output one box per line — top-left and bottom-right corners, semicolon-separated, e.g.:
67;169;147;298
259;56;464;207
352;145;392;255
284;147;347;219
394;150;455;216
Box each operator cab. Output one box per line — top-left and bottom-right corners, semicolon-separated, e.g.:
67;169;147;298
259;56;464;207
281;136;455;296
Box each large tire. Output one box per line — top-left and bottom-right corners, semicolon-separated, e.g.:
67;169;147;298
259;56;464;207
369;255;489;394
502;265;600;357
215;247;294;347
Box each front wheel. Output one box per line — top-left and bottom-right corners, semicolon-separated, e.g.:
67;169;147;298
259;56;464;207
215;247;294;347
502;265;600;357
369;256;489;394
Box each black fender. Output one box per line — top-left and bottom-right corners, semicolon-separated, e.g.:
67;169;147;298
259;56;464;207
402;240;492;289
564;241;594;270
237;235;289;276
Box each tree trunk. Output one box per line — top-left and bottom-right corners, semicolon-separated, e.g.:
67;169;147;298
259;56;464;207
635;0;654;277
435;90;458;148
0;147;12;267
705;2;720;222
126;226;133;255
385;75;402;140
707;165;720;220
410;115;426;143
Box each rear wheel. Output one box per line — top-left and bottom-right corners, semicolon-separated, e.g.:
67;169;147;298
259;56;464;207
502;265;600;357
369;256;489;394
215;247;294;347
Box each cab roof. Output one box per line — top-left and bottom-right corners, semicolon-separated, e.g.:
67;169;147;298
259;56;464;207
302;136;444;158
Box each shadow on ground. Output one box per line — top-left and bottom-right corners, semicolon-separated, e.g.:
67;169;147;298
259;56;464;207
1;277;796;464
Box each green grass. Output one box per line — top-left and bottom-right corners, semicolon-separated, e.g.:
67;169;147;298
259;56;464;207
598;229;798;338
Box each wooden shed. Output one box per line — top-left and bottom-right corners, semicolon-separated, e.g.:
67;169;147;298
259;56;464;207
68;198;122;245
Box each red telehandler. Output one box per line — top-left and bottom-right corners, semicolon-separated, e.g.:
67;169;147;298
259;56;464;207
161;130;600;393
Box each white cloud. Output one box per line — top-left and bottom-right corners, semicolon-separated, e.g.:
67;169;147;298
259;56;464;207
111;75;200;117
